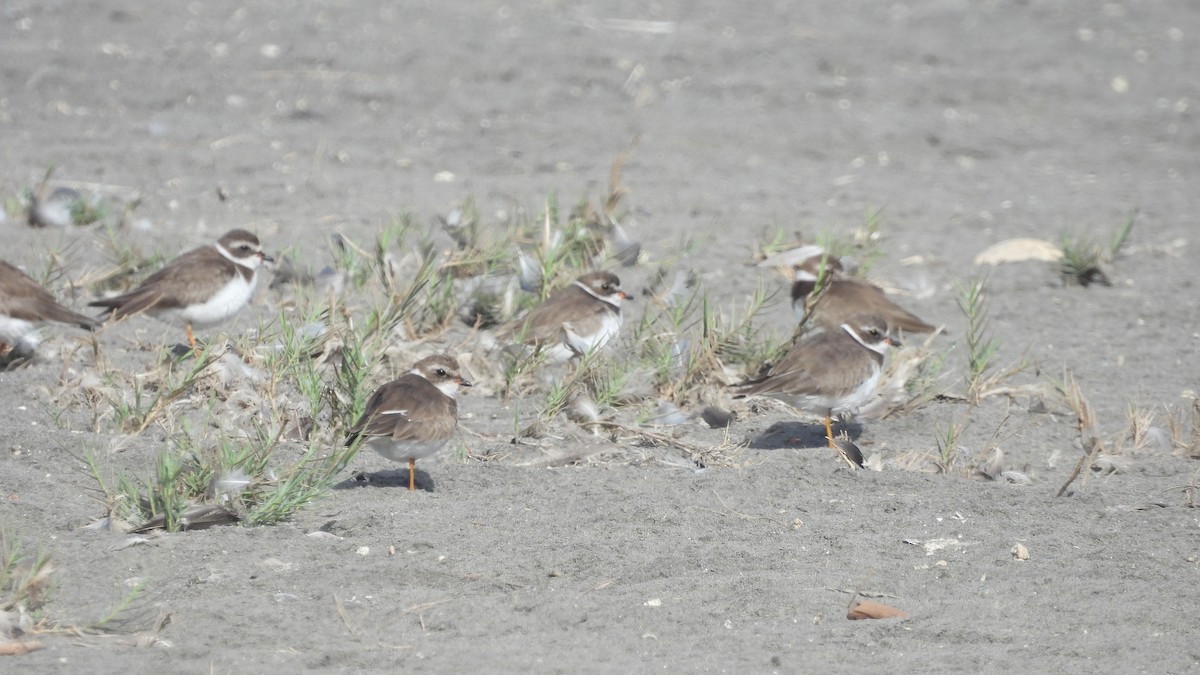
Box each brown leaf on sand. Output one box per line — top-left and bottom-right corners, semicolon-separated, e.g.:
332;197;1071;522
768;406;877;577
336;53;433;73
847;598;908;620
0;640;45;655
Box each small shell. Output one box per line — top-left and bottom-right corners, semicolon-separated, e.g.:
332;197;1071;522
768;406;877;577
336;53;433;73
847;599;908;620
973;238;1064;265
756;244;827;268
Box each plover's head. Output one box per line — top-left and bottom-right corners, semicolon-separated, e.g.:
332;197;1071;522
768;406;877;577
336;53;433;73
841;314;897;355
410;354;473;398
216;229;274;268
574;271;631;307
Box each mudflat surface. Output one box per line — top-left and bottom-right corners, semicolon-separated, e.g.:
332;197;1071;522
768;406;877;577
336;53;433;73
2;1;1198;672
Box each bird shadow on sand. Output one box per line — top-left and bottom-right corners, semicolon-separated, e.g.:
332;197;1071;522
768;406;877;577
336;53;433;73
748;420;864;449
332;469;436;492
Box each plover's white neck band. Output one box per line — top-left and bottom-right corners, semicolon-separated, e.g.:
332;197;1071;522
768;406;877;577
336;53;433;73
841;323;890;356
412;367;459;399
216;242;256;269
573;280;621;309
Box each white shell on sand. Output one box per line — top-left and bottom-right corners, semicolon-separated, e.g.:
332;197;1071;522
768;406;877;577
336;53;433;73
973;238;1065;265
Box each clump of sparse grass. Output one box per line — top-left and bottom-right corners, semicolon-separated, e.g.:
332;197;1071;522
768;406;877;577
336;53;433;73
2;193;21;223
61;206;496;531
707;281;789;378
1059;210;1136;286
514;193;610;299
504;148;640;304
90;345;224;434
68;264;373;531
246;438;361;526
624;274;700;395
323;323;375;432
260;304;331;426
537;376;575;423
441;197;544;281
1093;398;1200;458
76;241;388;533
1;529;54;640
255;251;413;439
895;341;953;415
830;206;887;276
15;166;141;232
889;405;1022;477
934;418;965;473
513;334;635;431
66;194;106;226
1;526;161;643
496;346;548;402
351;216;506;340
89;224;164;293
753;208;887;275
751;226;808;262
86;420;360;532
957;275;1001;404
621;272;788;408
1054;369;1105;497
1164;397;1200;459
1113;402;1159;454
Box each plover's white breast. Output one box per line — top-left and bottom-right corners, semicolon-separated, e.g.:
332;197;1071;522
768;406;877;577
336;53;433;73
0;315;39;351
170;272;257;328
549;311;622;363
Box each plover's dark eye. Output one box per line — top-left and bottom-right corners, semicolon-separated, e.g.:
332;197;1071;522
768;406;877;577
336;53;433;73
435;368;447;377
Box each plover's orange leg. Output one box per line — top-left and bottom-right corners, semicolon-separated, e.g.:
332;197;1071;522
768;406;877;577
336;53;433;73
408;458;416;491
824;414;835;449
185;323;199;357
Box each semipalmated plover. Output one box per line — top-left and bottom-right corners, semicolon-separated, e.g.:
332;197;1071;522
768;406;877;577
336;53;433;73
89;229;272;353
503;271;630;363
789;249;935;335
734;313;896;448
346;354;471;491
0;260;97;357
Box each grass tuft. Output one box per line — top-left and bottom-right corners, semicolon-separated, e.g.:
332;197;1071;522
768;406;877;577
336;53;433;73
1058;210;1136;286
1;530;54;636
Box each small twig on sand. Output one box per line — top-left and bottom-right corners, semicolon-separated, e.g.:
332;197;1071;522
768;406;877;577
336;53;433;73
0;640;45;655
582;420;710;457
825;587;901;599
711;490;762;520
581;579;617;596
704;490;784;526
402;599;452;615
333;594;358;639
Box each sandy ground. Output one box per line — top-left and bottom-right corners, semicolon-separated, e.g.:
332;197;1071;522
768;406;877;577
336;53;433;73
2;0;1199;671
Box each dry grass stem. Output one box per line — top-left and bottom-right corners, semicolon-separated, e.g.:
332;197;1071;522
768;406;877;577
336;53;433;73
1056;370;1105;497
333;594;359;639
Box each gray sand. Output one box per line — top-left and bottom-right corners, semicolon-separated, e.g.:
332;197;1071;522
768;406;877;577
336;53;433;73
2;1;1198;671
